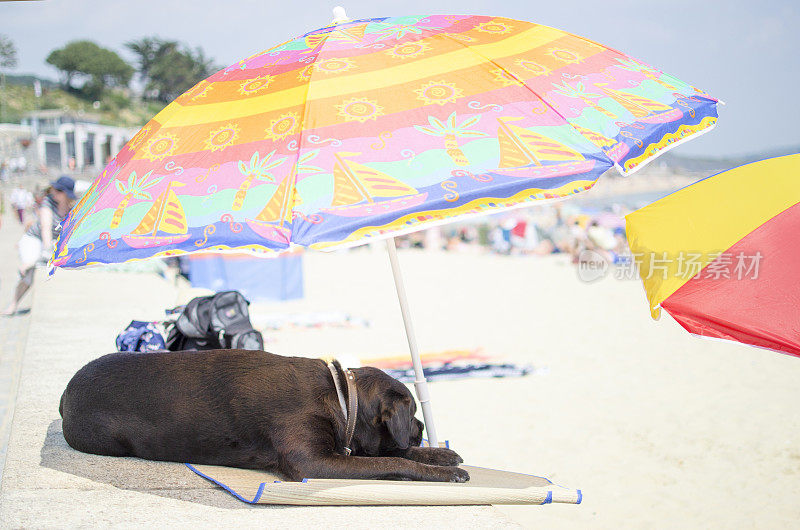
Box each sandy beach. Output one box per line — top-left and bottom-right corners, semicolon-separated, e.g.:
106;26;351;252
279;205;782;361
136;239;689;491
1;230;799;527
257;247;800;528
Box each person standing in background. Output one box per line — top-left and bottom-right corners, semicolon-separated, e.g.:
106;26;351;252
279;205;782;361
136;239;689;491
9;186;33;224
2;176;75;316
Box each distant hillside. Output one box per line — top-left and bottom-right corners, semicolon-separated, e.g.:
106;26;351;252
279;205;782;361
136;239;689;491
1;75;165;128
660;145;800;173
5;73;60;90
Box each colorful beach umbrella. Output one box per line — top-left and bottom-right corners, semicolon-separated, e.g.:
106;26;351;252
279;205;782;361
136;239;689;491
50;11;720;443
626;155;800;357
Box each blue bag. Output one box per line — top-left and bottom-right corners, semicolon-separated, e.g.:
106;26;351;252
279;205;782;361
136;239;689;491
115;320;167;353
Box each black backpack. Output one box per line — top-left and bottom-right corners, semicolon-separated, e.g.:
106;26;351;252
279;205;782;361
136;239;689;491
166;291;264;351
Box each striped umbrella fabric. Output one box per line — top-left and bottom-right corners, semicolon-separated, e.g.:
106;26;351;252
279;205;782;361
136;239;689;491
51;14;718;271
626;154;800;357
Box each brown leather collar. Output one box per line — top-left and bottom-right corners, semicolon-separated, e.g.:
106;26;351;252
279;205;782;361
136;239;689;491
328;360;358;456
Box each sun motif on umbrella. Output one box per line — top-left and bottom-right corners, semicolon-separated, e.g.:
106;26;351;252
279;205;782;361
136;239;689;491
297;64;314;82
491;69;523;87
547;48;584;64
176;80;212;104
204;123;241;152
386;41;432;60
474;20;513;34
335;97;385;123
314;57;356;74
265;112;301;142
143;132;179;161
414;80;463;106
515;60;552;78
238;75;275;96
128;125;152;151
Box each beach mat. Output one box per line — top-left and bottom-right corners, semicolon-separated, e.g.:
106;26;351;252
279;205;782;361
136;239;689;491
186;463;582;506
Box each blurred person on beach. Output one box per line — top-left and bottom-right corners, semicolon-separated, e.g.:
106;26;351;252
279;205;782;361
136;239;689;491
9;155;27;175
2;176;76;316
33;185;46;208
444;225;480;252
566;216;590;263
586;220;619;261
509;218;528;253
10;186;34;224
490;220;514;254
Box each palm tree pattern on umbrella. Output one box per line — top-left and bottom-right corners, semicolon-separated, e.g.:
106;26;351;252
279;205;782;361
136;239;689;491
551;81;618;120
232;150;288;211
110;170;163;229
414;112;489;166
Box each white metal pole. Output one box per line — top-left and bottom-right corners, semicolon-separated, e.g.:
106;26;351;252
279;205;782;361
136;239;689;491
385;237;439;447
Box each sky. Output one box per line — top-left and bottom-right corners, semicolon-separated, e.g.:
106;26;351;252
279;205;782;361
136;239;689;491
2;0;798;158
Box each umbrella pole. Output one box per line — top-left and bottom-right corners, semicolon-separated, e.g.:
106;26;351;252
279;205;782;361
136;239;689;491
385;237;439;448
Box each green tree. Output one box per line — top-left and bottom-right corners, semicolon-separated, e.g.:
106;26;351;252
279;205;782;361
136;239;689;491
124;37;178;88
146;44;217;102
46;40;133;98
0;34;17;71
0;34;19;122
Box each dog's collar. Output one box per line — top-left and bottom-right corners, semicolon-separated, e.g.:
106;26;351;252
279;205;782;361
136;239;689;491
327;361;358;456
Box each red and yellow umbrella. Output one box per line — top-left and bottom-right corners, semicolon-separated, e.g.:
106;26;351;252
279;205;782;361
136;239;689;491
626;154;800;357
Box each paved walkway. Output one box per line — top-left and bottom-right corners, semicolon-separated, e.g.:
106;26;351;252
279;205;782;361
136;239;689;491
0;210;32;488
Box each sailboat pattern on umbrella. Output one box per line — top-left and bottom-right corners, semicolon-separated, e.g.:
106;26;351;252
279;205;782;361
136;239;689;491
496;117;585;168
122;182;190;248
50;14;718;271
245;177;294;244
323;153;428;217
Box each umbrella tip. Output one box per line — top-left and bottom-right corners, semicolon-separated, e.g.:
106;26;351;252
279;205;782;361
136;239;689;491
332;6;349;23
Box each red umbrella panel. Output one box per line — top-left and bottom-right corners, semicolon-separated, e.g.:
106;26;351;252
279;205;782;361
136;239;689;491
626;154;800;357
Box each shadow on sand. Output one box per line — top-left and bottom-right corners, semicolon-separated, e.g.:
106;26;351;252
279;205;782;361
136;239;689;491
40;419;279;509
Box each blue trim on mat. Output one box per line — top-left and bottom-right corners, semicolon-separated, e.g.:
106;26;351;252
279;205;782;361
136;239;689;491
420;438;450;448
185;463;266;504
185;459;583;506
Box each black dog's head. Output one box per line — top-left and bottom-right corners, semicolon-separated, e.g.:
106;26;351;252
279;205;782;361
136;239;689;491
350;367;424;456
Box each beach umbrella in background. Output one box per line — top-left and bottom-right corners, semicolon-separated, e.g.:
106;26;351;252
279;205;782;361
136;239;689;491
626;154;800;357
49;9;720;444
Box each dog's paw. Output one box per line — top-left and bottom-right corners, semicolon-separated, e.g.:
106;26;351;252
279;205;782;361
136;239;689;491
444;467;470;483
428;447;464;467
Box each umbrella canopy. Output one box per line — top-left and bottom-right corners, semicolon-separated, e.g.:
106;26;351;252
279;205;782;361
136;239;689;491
626;154;800;357
50;14;718;270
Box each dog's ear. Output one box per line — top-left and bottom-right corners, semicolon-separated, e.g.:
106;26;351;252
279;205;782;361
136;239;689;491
381;395;412;449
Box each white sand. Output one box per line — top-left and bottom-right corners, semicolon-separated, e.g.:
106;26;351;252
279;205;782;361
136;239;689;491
253;247;800;528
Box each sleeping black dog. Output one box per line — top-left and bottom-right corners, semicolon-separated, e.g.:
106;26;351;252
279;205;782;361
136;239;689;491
60;350;469;482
